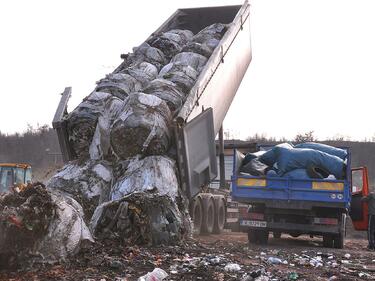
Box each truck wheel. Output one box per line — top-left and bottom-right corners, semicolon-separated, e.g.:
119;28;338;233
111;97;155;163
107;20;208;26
248;231;257;244
201;194;215;234
334;214;346;249
257;230;269;245
190;196;203;235
273;232;281;239
213;196;226;234
323;235;334;248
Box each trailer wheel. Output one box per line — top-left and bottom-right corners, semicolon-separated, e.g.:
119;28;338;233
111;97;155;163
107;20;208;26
190;196;203;235
323;235;334;248
201;194;215;234
256;230;269;245
248;230;257;244
213;196;226;234
333;214;346;249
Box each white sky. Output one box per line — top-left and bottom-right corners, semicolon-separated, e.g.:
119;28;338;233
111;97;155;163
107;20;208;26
0;0;374;140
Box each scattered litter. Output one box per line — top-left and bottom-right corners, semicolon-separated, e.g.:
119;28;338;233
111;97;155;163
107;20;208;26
224;263;241;272
138;268;168;281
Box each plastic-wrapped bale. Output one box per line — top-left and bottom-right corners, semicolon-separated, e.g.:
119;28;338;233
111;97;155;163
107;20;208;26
143;78;186;113
89;96;124;160
110;93;172;159
240;158;270;176
0;183;93;268
171;52;208;73
122;62;158;88
66;91;113;159
90;193;187;245
96;73;143;100
259;143;294;167
131;43;168;71
147;29;193;60
159;62;199;94
294;142;347;160
110;155;178;201
182;42;214;58
275;147;345;179
192;23;228;45
47;160;113;219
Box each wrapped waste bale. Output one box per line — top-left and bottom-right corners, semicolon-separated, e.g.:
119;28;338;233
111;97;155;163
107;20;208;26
182;42;213;58
171;52;208;72
148;29;193;59
110;93;172;159
143;78;186;112
89;96;124;160
66;91;114;159
47;160;113;219
0;183;93;268
90;193;186;245
259;143;294;167
159;62;199;94
294;142;347;160
132;43;168;71
275;147;345;179
122;61;158;88
96;73;143;100
192;23;228;45
110;156;178;201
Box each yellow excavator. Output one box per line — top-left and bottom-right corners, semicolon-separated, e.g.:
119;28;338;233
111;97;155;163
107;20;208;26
0;163;32;193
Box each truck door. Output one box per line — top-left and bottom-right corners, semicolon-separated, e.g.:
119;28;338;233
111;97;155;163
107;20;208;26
350;167;369;231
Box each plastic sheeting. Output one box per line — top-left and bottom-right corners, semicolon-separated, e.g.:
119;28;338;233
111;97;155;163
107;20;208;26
171;52;208;73
240;158;269;177
276;147;345;179
110;156;178;201
0;184;93;268
192;23;228;44
148;31;190;60
294;142;347;160
283;169;311;179
143;78;186;113
90;193;187;246
66;91;113;159
182;42;213;58
159;62;199;94
110;93;172;159
259;143;294;167
47;160;113;218
96;73;143;100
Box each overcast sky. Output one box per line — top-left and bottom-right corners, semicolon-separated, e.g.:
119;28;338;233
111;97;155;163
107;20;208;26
0;0;374;140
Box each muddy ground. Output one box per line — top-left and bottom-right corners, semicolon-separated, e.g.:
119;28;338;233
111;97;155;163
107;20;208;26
1;232;375;281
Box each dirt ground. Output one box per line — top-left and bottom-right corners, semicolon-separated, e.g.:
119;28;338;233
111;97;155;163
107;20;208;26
1;231;375;281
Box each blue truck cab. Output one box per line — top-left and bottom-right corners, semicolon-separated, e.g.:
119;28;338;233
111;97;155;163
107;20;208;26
231;145;366;248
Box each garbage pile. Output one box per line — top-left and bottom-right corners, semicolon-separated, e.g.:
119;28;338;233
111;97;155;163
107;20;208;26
0;183;93;268
240;142;347;180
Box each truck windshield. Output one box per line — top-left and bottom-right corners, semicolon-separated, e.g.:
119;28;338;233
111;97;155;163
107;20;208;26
25;167;32;183
0;167;14;193
15;167;26;184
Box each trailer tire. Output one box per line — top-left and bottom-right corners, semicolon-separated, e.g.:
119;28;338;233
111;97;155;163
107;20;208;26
256;230;269;245
190;195;203;235
248;231;257;244
333;214;346;249
201;194;215;234
213;196;226;234
323;235;334;248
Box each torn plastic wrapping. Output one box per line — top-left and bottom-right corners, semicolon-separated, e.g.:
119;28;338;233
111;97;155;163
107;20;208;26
89;96;124;160
159;63;199;94
0;184;93;267
110;156;179;201
90;193;187;246
143;78;186;113
123;62;159;88
171;52;208;73
66;91;113;159
192;23;228;43
96;73;143;100
110;93;172;159
132;43;168;71
47;160;113;218
147;29;193;60
182;42;214;58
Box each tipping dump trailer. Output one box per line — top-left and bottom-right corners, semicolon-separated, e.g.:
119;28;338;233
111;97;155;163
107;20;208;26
231;145;371;248
53;2;252;234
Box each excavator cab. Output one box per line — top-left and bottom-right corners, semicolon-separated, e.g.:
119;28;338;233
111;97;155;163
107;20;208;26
0;163;32;193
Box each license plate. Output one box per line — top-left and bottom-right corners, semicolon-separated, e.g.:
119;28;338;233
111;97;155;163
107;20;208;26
240;220;267;228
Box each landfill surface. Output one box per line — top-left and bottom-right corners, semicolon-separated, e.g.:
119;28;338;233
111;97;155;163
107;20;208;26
1;232;375;281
